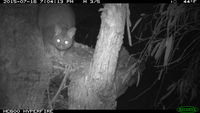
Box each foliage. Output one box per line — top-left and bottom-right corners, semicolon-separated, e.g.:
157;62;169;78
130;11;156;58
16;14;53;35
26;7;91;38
129;4;200;109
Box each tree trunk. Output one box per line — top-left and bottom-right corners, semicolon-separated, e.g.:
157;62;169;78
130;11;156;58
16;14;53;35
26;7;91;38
68;4;127;109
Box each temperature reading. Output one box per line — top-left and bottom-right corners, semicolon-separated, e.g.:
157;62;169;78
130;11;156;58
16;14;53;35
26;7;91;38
183;0;197;3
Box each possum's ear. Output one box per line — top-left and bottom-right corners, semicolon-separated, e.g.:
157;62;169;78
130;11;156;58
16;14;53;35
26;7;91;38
67;27;76;39
55;25;62;36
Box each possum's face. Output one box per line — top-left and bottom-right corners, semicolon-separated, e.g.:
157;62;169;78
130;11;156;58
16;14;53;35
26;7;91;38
53;26;76;51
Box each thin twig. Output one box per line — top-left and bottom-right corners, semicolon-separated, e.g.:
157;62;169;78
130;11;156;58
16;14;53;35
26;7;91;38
128;79;159;102
50;69;69;106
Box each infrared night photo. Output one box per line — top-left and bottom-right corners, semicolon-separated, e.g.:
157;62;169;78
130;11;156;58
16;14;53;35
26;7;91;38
0;3;199;110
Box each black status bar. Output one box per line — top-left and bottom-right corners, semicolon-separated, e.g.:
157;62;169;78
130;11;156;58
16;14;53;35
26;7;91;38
1;0;199;4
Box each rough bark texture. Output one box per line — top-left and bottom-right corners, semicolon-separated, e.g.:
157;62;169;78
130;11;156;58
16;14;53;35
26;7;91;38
68;4;127;109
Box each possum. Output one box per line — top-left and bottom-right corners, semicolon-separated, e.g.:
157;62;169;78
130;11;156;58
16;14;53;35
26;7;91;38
38;4;76;56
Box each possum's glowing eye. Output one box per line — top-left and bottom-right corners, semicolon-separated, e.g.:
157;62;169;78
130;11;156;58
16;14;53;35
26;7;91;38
56;39;61;43
65;41;68;45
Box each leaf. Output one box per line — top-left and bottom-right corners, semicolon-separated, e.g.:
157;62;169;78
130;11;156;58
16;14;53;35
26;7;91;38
148;43;152;56
136;71;140;87
151;42;160;57
159;4;166;13
167;82;177;91
158;68;164;80
131;17;143;32
155;39;166;60
160;83;176;101
164;36;173;66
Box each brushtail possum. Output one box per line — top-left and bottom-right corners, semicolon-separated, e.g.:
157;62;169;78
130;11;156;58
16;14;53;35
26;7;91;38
38;4;76;56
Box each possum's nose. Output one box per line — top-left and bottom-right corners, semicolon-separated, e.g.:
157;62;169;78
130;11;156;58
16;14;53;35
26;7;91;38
57;44;66;50
56;42;69;50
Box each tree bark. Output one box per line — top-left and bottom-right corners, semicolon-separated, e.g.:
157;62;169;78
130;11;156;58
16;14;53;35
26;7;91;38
68;4;127;109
